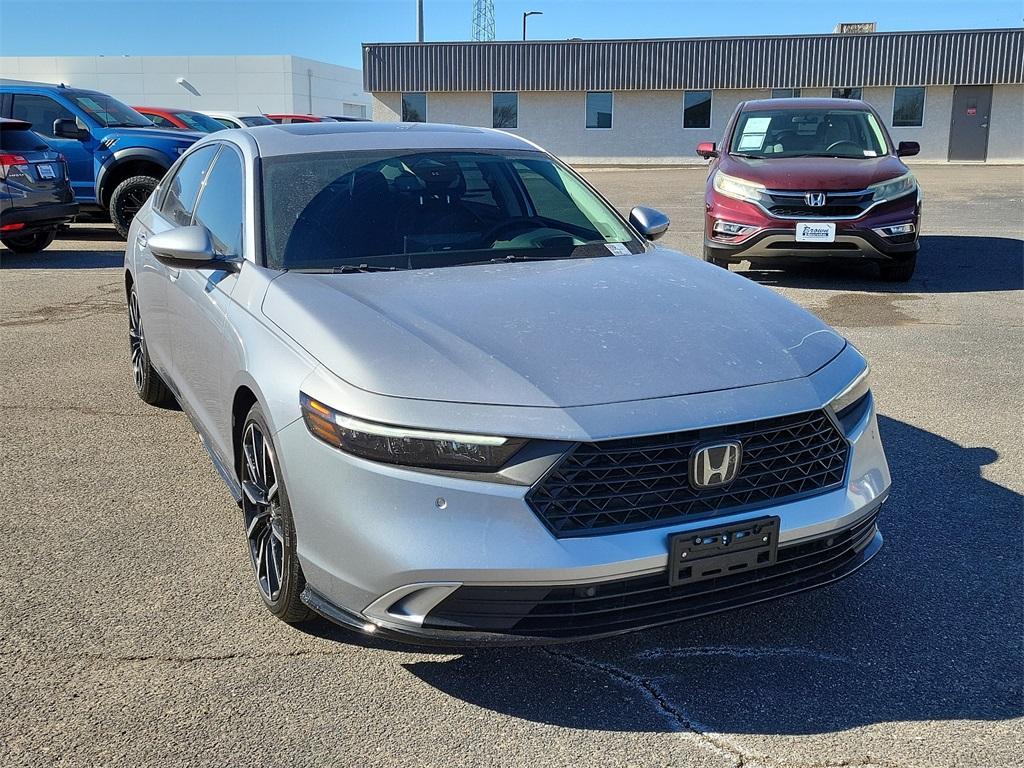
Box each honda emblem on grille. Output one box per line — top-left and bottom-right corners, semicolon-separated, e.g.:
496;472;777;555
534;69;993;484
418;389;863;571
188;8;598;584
689;441;742;489
805;192;827;207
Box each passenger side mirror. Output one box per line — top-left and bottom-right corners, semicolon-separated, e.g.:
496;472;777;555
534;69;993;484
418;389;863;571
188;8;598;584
696;141;719;159
147;225;239;270
53;118;88;140
629;206;670;241
896;141;920;157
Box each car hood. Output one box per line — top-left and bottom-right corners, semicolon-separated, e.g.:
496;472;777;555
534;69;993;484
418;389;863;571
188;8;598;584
719;154;908;190
262;249;846;408
104;127;203;143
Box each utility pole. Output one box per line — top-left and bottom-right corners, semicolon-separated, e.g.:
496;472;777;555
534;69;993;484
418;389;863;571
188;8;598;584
522;10;542;41
416;0;424;42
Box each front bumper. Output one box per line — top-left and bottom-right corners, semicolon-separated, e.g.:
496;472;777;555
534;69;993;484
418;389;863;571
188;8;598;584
275;345;891;645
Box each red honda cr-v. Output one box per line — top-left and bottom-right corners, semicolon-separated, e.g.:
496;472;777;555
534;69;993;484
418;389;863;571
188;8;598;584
698;98;921;281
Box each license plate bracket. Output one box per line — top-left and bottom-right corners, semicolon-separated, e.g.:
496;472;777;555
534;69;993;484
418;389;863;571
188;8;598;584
668;517;780;586
36;164;56;179
795;222;836;242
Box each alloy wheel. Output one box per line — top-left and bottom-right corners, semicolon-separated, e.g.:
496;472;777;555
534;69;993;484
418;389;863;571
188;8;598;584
128;289;146;393
241;422;285;602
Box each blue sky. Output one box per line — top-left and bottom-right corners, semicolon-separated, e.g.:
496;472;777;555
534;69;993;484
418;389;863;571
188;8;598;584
1;0;1020;69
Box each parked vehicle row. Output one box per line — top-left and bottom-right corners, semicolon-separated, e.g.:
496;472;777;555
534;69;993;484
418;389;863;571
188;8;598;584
125;120;890;644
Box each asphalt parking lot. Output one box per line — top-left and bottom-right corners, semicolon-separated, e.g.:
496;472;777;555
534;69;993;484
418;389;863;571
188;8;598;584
2;164;1022;768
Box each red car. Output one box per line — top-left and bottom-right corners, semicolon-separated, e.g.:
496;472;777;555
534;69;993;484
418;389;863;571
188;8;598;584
265;114;336;124
698;98;921;281
133;106;226;134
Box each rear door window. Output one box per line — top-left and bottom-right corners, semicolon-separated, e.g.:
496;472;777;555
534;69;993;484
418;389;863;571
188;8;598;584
158;144;218;226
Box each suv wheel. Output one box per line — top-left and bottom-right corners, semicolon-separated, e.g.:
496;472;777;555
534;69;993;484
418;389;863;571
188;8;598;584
110;175;159;239
702;244;729;269
879;254;916;282
240;404;312;624
1;228;57;254
128;283;174;406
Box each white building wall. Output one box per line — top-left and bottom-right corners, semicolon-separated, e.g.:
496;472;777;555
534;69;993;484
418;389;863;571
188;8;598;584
0;55;371;116
987;85;1024;163
861;86;952;162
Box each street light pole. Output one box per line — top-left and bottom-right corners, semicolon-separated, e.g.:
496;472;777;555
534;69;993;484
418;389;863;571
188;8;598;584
522;10;542;41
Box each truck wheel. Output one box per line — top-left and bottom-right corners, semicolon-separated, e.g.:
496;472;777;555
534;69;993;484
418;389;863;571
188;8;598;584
702;244;729;269
110;175;159;239
1;228;57;254
879;254;916;282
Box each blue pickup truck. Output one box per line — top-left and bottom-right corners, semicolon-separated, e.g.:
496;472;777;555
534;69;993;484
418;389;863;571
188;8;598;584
0;81;201;237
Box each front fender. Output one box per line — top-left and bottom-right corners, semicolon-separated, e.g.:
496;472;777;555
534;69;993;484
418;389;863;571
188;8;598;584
95;146;173;203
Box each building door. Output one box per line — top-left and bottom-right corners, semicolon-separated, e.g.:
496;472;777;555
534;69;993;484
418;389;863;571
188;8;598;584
948;86;992;162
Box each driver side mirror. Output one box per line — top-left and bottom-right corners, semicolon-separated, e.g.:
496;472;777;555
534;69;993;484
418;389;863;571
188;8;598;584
629;206;670;241
896;141;920;157
53;118;89;140
696;142;719;159
147;225;240;270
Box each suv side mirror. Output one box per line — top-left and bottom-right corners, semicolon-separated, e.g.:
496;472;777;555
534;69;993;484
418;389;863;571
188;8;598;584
696;142;719;159
896;141;920;157
629;206;670;241
147;225;240;270
53;118;88;140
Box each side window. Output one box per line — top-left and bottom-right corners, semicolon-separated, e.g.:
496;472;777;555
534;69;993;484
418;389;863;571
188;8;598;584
159;144;218;226
11;94;76;138
148;114;174;128
214;117;235;129
192;148;244;257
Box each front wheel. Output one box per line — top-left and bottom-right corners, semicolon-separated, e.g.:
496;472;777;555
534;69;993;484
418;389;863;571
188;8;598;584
128;283;174;406
879;254;916;282
1;228;57;254
240;404;312;624
109;175;159;239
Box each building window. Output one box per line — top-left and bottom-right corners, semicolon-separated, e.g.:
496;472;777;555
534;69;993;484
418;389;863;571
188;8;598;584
683;90;712;128
832;87;862;99
771;88;801;98
402;92;427;122
586;91;613;129
492;92;518;129
892;86;926;127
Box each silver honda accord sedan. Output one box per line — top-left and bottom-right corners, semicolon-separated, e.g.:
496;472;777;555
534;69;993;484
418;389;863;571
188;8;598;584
124;122;890;644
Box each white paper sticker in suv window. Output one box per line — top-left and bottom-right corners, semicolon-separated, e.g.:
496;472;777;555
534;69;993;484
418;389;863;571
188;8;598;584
864;150;878;157
606;242;632;256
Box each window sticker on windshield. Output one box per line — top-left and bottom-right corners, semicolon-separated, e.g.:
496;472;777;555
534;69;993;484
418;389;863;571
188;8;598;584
744;117;772;133
606;242;631;256
863;150;877;157
737;134;765;151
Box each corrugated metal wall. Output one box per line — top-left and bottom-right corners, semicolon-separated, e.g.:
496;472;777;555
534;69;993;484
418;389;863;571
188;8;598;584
363;29;1024;92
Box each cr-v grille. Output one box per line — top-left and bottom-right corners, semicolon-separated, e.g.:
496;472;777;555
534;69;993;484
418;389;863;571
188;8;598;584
765;189;874;219
527;410;849;537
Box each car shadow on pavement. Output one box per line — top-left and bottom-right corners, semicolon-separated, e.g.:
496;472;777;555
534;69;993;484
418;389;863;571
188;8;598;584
397;415;1023;734
738;235;1023;293
1;226;124;269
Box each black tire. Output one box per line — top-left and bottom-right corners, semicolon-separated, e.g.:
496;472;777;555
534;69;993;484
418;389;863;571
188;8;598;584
1;228;57;254
240;403;312;624
702;244;729;269
879;254;917;282
109;175;159;239
127;282;174;406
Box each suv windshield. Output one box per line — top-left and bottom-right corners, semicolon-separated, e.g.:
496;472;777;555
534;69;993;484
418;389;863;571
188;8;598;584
262;149;640;270
241;115;274;127
173;111;226;133
67;90;153;128
730;108;889;158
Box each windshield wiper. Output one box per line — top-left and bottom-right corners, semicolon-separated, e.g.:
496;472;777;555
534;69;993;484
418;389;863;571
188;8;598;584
290;264;403;274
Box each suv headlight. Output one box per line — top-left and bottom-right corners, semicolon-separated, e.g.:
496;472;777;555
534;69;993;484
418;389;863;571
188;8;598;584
868;172;917;203
300;393;526;471
713;171;766;204
829;366;871;418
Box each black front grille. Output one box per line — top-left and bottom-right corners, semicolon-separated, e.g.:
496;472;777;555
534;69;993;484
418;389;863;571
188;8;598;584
423;511;880;638
527;410;849;537
765;190;874;219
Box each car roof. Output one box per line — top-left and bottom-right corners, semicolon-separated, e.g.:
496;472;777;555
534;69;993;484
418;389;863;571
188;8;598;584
136;106;203;115
245;121;539;158
200;110;262;118
741;97;874;111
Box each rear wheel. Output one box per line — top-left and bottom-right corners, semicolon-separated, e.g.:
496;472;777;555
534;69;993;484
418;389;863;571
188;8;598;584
879;254;916;282
127;283;174;406
702;244;729;269
240;404;311;624
1;228;57;254
109;175;159;238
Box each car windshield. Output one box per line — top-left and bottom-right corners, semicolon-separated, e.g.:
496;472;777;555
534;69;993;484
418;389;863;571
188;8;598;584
66;91;153;128
241;115;274;127
730;108;889;158
262;149;640;271
173;111;226;133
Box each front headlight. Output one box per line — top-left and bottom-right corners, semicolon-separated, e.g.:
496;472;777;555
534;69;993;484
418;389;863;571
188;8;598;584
868;172;917;203
829;366;871;417
300;393;527;471
713;171;766;203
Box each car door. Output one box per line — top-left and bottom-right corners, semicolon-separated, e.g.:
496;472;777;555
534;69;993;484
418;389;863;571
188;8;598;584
10;93;97;203
134;143;219;378
164;143;245;463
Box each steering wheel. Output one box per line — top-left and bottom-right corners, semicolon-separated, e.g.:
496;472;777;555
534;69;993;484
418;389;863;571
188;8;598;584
479;217;572;246
825;140;862;154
